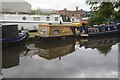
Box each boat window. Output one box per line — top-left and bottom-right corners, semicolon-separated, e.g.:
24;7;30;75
72;19;75;22
53;30;60;35
99;26;105;32
117;24;120;30
23;17;26;20
46;17;50;21
40;28;47;34
55;17;58;21
33;17;40;21
95;28;99;32
108;27;110;30
109;26;114;30
61;15;71;22
88;29;94;33
114;26;117;30
105;26;108;31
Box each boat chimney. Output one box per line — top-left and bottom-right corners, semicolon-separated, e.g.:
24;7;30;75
76;7;78;11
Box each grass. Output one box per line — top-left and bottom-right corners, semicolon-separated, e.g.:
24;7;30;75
28;32;38;37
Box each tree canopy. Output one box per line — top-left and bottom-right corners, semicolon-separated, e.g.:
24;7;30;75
30;8;53;15
96;45;112;55
86;1;120;25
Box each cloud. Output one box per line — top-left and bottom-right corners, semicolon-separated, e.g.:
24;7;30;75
25;0;90;10
3;45;118;78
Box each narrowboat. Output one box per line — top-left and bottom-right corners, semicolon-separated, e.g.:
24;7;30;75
35;15;77;42
35;24;75;42
1;23;27;48
1;13;39;32
1;14;75;32
80;24;120;37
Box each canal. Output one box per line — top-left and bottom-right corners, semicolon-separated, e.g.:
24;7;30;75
2;36;119;78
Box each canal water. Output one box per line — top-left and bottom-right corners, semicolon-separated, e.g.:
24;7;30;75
2;36;119;78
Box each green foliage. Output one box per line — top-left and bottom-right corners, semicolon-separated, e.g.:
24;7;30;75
86;0;120;26
96;45;112;55
30;8;51;15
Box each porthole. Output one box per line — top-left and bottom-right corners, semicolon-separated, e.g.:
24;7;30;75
23;17;26;20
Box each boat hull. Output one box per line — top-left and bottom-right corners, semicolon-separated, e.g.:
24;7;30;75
2;33;27;48
35;35;75;43
80;30;119;37
89;30;119;37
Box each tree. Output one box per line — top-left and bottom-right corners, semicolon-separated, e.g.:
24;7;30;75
86;0;120;25
96;45;112;55
30;8;52;15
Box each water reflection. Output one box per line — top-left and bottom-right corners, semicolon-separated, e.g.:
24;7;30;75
118;43;120;53
35;40;75;60
79;37;119;55
2;36;119;78
2;45;27;69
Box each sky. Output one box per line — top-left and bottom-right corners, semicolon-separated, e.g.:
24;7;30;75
25;0;91;11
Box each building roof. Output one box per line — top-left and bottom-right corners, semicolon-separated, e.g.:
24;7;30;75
0;0;31;13
57;8;86;12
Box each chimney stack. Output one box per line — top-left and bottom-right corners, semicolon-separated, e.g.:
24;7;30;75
76;7;78;11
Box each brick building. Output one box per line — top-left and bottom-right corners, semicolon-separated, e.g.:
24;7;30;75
56;7;91;22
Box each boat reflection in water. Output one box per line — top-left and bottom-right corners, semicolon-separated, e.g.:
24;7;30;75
1;35;119;78
2;36;119;66
2;45;27;69
79;36;119;55
35;40;76;60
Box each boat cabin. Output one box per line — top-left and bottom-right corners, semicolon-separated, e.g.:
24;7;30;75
36;15;79;38
37;24;74;37
88;25;118;33
2;23;19;39
80;24;119;37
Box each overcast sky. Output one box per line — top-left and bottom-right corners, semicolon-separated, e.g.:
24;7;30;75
25;0;91;11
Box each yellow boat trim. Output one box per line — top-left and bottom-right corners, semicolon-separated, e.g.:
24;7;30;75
80;39;88;42
80;34;88;37
39;24;76;27
72;22;82;27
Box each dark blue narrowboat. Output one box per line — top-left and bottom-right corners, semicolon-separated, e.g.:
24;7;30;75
1;23;27;48
2;33;27;43
80;24;120;37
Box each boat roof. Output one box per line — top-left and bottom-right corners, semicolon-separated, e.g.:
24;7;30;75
81;17;89;20
1;23;18;26
3;14;61;17
103;25;116;27
94;25;116;28
39;24;76;27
